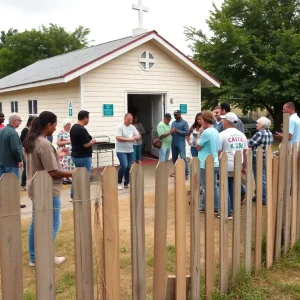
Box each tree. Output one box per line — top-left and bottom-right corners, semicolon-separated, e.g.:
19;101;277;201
185;0;300;130
0;24;91;78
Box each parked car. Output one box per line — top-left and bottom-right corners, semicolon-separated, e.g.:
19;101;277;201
238;116;257;136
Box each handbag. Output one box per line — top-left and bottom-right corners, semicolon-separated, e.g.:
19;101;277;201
152;133;162;149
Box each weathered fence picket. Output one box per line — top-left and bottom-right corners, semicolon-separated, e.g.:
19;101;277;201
255;148;263;275
244;149;253;272
291;142;298;247
102;167;120;300
0;174;24;300
219;152;228;294
174;159;187;299
33;171;56;300
73;168;94;300
272;155;279;254
190;158;201;300
266;147;273;269
232;151;241;281
205;155;215;298
130;164;146;300
284;145;292;254
153;162;169;300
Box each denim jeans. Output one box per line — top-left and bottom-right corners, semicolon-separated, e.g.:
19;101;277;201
70;157;92;198
28;196;61;263
200;167;219;212
190;146;198;157
133;144;142;161
253;157;267;204
21;160;26;187
0;165;19;180
171;143;189;175
228;177;246;216
158;148;170;162
117;152;133;186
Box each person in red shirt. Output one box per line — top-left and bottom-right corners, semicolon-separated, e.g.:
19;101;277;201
0;113;5;130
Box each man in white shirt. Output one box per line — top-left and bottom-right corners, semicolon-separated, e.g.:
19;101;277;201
218;112;248;219
282;102;300;146
116;113;140;190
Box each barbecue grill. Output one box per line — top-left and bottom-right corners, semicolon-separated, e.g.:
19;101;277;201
92;136;115;170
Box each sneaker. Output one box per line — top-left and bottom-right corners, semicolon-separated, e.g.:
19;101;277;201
118;184;123;190
185;175;190;180
54;256;66;265
21;186;27;191
170;173;175;177
199;209;205;213
29;261;35;267
214;211;219;216
69;197;73;202
124;184;130;189
20;204;26;208
228;215;233;220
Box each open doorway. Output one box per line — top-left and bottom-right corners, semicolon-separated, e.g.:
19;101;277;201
127;93;165;158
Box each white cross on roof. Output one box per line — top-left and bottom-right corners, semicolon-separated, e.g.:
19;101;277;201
132;0;149;36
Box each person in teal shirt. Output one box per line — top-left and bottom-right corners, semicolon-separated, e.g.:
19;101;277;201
157;113;174;162
196;111;220;214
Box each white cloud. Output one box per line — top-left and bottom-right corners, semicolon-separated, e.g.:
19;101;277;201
0;0;224;55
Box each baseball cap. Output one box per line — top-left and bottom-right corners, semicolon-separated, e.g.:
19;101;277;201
220;112;238;123
164;113;172;120
174;110;181;115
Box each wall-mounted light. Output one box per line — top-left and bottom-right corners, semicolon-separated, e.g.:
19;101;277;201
170;98;174;104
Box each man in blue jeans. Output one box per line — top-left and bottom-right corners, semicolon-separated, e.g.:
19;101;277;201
70;110;96;199
171;110;189;180
0;113;26;208
218;112;248;219
116;113;140;190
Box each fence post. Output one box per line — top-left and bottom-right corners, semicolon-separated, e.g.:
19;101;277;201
284;145;292;254
232;151;242;281
102;167;120;300
32;171;55;299
189;158;201;300
255;148;263;275
275;144;286;259
219;152;228;294
174;158;186;299
130;164;146;300
244;148;253;273
73;168;94;300
291;142;298;247
272;156;279;256
153;162;169;300
297;144;300;241
0;174;24;300
205;155;215;298
266;147;273;269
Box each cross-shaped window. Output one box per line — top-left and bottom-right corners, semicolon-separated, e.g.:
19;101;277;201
139;51;155;71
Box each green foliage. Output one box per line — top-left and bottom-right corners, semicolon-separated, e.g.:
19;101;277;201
185;0;300;129
0;24;91;78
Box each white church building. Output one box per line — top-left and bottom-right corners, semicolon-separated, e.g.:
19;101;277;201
0;2;220;167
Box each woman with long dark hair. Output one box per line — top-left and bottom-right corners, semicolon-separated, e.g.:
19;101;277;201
20;115;36;191
23;111;74;267
186;112;203;157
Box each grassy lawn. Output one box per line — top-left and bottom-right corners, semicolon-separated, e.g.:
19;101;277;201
18;183;300;300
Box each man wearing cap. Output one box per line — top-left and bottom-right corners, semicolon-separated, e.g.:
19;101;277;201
171;110;189;179
218;112;248;219
220;102;245;133
157;113;175;162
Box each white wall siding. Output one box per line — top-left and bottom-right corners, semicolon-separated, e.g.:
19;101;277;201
0;79;80;139
83;41;201;167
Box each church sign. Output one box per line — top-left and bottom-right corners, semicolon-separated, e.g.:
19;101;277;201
103;104;114;116
180;104;187;114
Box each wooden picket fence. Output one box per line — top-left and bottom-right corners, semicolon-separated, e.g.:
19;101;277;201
0;114;300;299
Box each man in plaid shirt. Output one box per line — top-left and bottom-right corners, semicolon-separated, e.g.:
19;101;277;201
248;117;273;205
